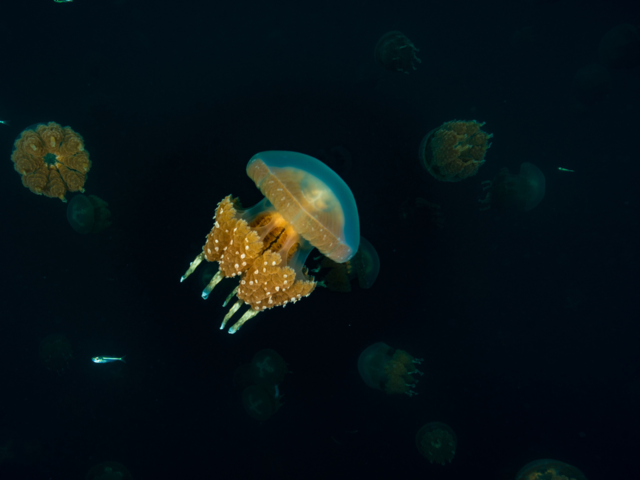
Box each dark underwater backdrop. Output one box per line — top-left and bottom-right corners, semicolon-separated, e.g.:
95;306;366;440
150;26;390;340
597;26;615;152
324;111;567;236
1;0;638;478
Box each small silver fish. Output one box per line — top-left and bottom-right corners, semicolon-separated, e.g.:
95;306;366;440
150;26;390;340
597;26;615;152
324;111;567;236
92;356;126;364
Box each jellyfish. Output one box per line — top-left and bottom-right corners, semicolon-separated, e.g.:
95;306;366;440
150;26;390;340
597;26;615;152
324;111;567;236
181;151;360;334
250;349;287;387
598;24;640;70
419;120;492;182
86;461;134;480
357;342;423;396
416;422;457;465
11;122;91;202
318;236;380;292
516;459;587;480
67;194;112;234
374;31;421;73
39;334;73;374
573;64;610;107
242;385;281;421
479;162;545;212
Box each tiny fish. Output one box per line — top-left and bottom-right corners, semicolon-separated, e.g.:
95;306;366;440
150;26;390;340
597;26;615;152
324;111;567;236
558;167;575;172
92;356;126;364
0;120;9;126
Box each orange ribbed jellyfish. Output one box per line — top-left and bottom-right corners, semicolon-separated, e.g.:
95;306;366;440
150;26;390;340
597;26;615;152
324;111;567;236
357;342;423;396
419;120;492;182
11;122;91;202
181;151;360;334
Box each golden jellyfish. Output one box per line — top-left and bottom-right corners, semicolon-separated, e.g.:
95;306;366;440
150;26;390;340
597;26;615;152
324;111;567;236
374;31;421;74
516;459;587;480
251;349;288;387
357;342;423;396
11;122;91;202
181;151;360;334
416;422;457;465
319;236;380;292
67;194;112;234
39;334;73;374
419;120;492;182
242;385;281;421
479;162;545;212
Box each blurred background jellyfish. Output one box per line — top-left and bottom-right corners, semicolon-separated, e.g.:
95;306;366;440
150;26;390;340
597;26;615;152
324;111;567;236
479;162;545;212
598;24;640;70
86;461;134;480
242;385;281;421
419;120;492;182
181;151;360;334
357;342;423;396
515;459;587;480
67;194;112;234
39;334;73;374
318;236;380;292
415;422;457;465
250;349;287;387
11;122;91;202
573;64;610;107
374;31;421;73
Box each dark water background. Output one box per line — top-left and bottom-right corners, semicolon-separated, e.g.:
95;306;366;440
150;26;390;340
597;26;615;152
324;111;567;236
1;0;638;478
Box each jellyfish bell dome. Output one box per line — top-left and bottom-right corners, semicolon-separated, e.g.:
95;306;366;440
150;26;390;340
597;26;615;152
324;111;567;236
67;194;95;234
66;194;112;234
250;349;287;387
247;151;360;263
480;162;545;213
242;385;280;421
358;342;423;395
357;342;391;390
352;236;380;289
416;422;457;465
